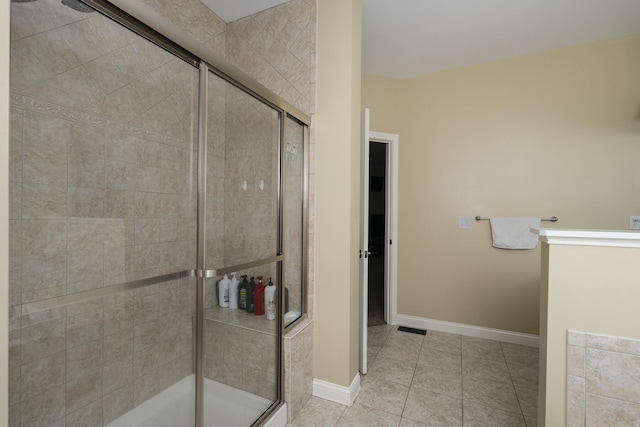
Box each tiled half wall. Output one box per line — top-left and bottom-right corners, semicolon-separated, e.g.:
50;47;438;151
567;330;640;426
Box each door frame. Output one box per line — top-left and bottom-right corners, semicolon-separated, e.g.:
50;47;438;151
359;119;399;374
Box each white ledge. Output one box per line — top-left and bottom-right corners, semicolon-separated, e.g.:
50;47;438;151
532;228;640;248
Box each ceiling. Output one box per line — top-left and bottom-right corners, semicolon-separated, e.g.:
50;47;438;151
199;0;289;22
202;0;640;79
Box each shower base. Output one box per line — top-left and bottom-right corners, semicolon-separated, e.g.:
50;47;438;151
106;374;286;427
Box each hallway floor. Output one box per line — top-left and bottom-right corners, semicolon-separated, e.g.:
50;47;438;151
287;325;539;427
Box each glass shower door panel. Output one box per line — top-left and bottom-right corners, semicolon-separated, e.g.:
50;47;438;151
203;263;281;426
203;70;281;426
9;1;199;426
284;117;305;326
205;70;281;271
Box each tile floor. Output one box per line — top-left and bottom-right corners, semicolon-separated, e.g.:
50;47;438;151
287;325;539;427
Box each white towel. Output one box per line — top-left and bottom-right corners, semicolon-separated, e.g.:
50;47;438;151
489;217;541;250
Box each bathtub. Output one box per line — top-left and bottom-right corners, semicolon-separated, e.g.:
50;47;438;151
106;375;287;427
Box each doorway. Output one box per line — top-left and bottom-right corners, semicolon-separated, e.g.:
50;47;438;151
368;142;387;326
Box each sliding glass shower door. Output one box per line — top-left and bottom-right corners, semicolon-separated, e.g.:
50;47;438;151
9;1;199;426
199;67;282;426
9;1;308;426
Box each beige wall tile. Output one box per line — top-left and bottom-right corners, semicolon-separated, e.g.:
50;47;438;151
68;187;105;218
22;147;67;187
567;345;586;377
103;383;134;424
20;351;66;399
20;384;65;427
586;348;640;403
586;394;640;426
66;370;103;414
65;399;102;427
21;183;67;219
22;219;67;255
567;375;585;427
23;111;69;153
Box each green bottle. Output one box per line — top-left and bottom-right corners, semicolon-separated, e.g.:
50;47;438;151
246;277;256;313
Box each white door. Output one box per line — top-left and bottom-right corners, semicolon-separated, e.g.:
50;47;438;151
359;109;370;374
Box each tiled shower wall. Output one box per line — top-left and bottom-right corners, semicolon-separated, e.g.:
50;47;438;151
567;331;640;426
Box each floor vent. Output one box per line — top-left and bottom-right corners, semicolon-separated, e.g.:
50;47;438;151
397;326;427;335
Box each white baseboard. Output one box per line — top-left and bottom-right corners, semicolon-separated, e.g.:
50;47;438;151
397;314;539;348
312;373;361;406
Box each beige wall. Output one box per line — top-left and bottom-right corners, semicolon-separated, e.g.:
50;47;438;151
1;1;9;424
540;242;640;425
361;73;399;135
314;0;362;387
362;35;640;335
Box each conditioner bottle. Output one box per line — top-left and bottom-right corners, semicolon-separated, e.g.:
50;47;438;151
265;277;276;321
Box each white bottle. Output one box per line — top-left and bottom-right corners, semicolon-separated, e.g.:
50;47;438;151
228;272;239;309
265;277;276;320
219;274;230;308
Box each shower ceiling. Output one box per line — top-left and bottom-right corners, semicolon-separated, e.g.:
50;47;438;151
199;0;289;22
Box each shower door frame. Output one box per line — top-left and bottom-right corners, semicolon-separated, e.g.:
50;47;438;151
22;1;311;426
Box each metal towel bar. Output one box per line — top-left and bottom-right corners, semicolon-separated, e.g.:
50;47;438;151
475;216;558;222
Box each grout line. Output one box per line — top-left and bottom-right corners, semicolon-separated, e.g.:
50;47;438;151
500;341;527;422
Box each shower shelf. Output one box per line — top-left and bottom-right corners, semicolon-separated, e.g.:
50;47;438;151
204;305;277;335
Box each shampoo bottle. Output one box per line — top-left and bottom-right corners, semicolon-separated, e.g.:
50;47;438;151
228;272;239;309
214;277;222;306
265;277;276;321
238;275;249;310
254;276;265;315
218;274;230;308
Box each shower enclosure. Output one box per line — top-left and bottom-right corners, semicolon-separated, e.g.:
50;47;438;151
8;0;309;426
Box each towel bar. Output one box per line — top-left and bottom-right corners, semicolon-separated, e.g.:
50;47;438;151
475;216;558;222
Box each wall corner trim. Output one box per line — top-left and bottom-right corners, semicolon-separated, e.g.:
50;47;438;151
312;373;361;406
397;314;540;347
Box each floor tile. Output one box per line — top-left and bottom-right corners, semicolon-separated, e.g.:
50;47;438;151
506;358;539;383
423;331;462;355
336;403;401;427
368;355;416;386
417;347;462;372
376;343;421;365
463;402;526;426
512;376;538;418
501;343;539;366
291;396;346;427
368;324;393;344
356;375;410;416
462;336;505;363
399;418;430;427
291;327;540;426
463;375;521;413
462;355;511;383
403;387;462;427
412;365;462;399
